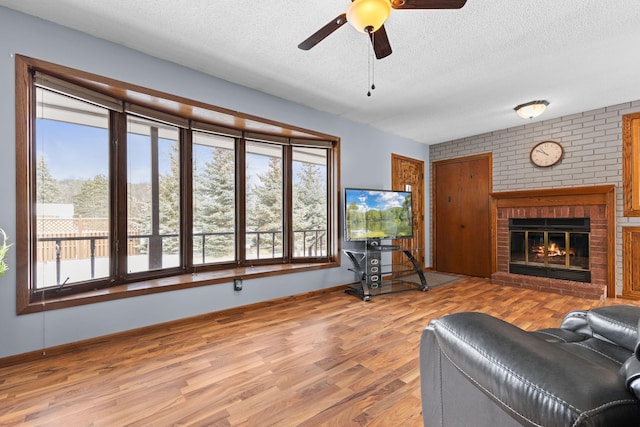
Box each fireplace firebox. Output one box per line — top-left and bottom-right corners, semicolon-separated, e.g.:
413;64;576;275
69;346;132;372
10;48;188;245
509;218;591;283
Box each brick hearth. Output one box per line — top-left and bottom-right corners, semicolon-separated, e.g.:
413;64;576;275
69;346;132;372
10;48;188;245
490;186;616;300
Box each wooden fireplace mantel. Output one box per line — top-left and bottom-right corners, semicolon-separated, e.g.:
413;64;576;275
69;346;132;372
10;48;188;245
490;184;615;207
490;185;616;297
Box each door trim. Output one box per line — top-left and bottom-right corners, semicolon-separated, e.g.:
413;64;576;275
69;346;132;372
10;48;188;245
391;153;425;269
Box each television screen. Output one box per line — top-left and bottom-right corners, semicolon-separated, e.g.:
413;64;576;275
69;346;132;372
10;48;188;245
344;188;413;241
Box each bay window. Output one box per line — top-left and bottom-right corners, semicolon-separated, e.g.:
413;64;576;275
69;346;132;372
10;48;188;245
15;55;339;313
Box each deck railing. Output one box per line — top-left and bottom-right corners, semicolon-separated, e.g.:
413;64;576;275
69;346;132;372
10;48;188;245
37;228;327;286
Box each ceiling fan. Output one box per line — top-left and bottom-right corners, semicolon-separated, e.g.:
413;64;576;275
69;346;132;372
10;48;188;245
298;0;468;59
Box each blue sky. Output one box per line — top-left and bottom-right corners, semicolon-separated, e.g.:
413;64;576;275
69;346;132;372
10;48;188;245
39;119;311;185
39;120;177;183
37;120;110;180
345;189;411;212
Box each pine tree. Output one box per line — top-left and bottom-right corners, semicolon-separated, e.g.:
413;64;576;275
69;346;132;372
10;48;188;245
36;155;61;204
158;144;181;253
195;147;235;259
293;162;326;255
73;174;109;218
128;182;151;237
247;156;283;256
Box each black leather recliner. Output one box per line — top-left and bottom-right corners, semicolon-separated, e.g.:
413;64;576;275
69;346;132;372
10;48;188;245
420;305;640;426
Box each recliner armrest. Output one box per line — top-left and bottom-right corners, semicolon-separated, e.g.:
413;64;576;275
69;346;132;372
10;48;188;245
588;306;640;352
560;309;591;335
623;356;640;399
620;318;640;399
427;312;640;426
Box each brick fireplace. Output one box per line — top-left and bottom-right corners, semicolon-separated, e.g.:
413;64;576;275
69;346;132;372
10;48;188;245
490;185;616;300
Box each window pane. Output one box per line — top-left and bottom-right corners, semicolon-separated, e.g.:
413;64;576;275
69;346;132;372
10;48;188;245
246;141;283;260
127;116;181;273
192;132;236;264
292;147;328;257
35;88;111;288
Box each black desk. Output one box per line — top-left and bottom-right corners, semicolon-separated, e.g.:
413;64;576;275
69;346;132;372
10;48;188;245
344;246;428;301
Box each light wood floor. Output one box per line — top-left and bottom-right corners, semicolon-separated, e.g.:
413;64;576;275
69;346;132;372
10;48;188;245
1;277;638;426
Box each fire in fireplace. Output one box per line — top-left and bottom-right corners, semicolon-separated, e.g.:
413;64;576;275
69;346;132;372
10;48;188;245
509;218;591;282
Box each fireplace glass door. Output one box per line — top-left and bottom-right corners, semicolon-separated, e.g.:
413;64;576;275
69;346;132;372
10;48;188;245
509;218;590;282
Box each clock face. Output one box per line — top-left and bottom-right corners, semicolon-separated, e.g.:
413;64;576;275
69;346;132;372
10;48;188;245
530;140;563;167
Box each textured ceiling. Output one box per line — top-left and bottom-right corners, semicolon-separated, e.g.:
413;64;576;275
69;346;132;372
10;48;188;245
2;0;640;145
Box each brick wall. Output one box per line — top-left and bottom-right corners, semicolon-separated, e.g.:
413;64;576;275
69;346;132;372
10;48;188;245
429;100;640;295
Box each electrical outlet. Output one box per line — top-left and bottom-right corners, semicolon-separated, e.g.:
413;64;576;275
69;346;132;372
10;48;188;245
233;278;243;291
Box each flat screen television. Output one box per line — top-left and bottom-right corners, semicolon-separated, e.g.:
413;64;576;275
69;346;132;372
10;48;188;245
344;188;413;241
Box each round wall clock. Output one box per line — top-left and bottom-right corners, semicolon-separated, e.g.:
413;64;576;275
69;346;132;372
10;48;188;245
530;140;564;167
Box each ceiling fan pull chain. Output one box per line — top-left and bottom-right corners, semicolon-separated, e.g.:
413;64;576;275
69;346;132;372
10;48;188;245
371;53;375;92
367;29;372;96
367;27;375;97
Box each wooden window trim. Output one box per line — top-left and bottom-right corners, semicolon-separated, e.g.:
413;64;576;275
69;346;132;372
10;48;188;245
18;261;339;314
15;55;341;314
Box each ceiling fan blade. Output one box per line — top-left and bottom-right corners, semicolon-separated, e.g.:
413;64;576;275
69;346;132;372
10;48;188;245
298;14;348;50
369;25;392;59
391;0;467;9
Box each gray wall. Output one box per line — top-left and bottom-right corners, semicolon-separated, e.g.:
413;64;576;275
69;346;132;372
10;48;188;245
430;101;640;295
0;8;430;358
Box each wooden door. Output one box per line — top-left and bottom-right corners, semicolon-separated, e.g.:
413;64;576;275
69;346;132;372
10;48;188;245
392;154;425;269
433;154;492;277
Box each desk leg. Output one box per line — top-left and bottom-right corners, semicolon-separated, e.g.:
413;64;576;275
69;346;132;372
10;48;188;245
345;250;371;301
360;279;371;301
403;250;429;291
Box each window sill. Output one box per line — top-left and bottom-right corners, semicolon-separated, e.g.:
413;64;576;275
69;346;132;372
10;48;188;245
21;261;339;314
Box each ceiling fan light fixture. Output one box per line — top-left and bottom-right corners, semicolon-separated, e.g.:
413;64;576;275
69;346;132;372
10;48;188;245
347;0;392;33
514;100;549;119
